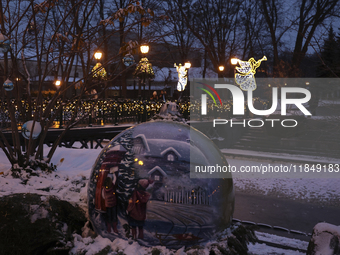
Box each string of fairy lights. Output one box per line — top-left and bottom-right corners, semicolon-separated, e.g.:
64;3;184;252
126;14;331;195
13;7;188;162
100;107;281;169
0;98;268;128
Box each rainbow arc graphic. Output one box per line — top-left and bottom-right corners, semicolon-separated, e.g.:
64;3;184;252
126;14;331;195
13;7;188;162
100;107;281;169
197;82;222;106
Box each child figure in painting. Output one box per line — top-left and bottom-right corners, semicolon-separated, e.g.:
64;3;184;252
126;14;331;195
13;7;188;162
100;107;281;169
102;176;118;234
127;179;153;240
95;147;126;212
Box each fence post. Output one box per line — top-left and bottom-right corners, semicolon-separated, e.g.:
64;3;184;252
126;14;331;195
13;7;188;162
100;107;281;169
114;106;118;125
88;112;92;127
59;103;63;129
143;103;147;122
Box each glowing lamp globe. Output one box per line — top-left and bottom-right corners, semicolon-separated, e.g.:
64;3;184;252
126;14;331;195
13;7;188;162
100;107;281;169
94;51;103;60
140;45;149;54
3;79;14;91
21;121;42;140
184;62;191;69
230;58;239;65
219;65;225;72
88;121;234;248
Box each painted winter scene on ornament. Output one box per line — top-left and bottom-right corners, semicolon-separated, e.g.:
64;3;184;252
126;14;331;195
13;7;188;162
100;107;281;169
87;121;234;248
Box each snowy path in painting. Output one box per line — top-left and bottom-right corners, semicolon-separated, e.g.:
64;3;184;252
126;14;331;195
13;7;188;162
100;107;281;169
1;146;336;254
145;201;215;247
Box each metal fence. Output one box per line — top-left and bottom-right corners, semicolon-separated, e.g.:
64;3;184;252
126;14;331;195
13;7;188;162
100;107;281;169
0;97;261;129
0;99;183;129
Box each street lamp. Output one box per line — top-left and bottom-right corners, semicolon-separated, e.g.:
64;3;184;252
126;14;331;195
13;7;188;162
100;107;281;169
140;44;149;54
218;65;225;79
55;80;61;87
94;51;102;61
92;51;106;80
55;79;62;128
230;58;239;65
135;44;153;98
184;61;191;69
185;62;191;96
15;77;20;98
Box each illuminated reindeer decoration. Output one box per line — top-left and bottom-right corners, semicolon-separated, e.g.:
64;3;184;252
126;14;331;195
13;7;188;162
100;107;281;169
234;56;267;91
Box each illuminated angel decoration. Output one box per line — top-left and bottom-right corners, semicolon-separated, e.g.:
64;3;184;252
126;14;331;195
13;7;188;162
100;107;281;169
174;63;188;92
234;56;267;91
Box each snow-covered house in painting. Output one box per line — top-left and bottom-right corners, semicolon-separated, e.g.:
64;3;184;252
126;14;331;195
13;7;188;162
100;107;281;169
148;166;167;183
130;123;213;204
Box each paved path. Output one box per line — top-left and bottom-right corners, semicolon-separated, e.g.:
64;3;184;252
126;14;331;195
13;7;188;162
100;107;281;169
234;191;340;240
222;149;340;164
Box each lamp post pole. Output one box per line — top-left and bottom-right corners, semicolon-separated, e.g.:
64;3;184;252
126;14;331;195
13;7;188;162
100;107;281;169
90;51;104;126
55;80;63;128
94;51;103;98
95;51;108;99
139;44;149;99
218;65;225;78
230;58;239;85
184;61;191;99
230;58;239;118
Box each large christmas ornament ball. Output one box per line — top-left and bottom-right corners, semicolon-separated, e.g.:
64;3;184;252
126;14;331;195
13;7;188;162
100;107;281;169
122;54;135;67
3;79;14;91
21;120;42;139
88;121;234;248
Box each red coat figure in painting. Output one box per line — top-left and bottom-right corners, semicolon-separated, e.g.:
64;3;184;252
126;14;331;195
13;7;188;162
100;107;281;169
102;176;118;233
95;163;111;211
95;147;126;212
102;178;117;208
127;179;153;240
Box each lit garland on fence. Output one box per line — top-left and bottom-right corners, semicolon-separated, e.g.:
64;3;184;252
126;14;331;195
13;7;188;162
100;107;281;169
0;98;268;127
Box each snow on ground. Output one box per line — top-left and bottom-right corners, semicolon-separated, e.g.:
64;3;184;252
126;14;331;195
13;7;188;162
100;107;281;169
2;146;339;208
0;145;101;211
69;231;309;255
255;231;308;251
0;145;330;254
249;242;305;255
222;148;340;164
319;99;340;105
228;158;340;205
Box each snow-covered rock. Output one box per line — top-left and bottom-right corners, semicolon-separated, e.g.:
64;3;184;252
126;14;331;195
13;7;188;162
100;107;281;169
0;193;86;254
307;222;340;255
